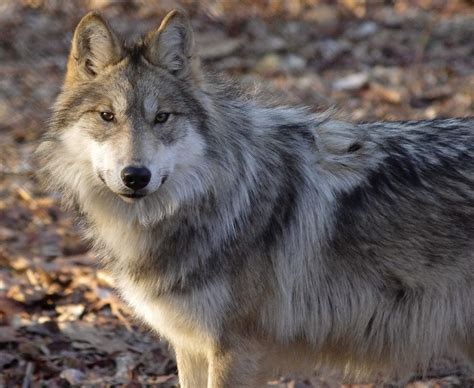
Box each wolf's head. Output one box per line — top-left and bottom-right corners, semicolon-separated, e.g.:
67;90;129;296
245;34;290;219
38;10;214;215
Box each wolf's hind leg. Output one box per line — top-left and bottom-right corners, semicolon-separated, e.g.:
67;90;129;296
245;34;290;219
175;347;208;388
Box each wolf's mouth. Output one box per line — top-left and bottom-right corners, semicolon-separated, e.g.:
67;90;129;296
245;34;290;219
119;192;146;199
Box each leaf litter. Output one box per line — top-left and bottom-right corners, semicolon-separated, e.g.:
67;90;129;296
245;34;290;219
0;1;473;386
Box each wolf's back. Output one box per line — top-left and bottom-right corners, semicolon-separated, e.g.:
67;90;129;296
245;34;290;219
327;117;474;278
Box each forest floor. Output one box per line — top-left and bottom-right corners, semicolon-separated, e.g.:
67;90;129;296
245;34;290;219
0;1;473;386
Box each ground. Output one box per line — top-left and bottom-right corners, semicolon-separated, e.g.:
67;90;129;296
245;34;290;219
0;1;473;387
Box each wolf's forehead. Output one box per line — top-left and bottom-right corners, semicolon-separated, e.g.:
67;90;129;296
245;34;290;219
104;74;157;114
128;80;166;118
131;71;177;95
107;64;184;115
143;94;158;116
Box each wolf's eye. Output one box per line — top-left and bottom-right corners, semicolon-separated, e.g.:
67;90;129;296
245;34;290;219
154;112;170;124
100;112;114;122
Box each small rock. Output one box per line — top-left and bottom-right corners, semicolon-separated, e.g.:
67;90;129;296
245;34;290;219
252;35;287;55
114;353;135;380
333;72;369;91
60;368;85;385
371;66;403;85
424;107;437;119
255;54;306;75
255;53;281;74
283;54;306;73
370;83;403;104
267;36;287;51
304;5;339;30
199;38;242;60
350;21;378;40
24;320;60;336
245;18;268;40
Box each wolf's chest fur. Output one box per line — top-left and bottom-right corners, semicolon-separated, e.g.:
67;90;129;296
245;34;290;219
116;274;226;354
89;208;231;353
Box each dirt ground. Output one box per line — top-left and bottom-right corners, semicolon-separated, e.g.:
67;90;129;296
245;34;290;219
0;1;473;387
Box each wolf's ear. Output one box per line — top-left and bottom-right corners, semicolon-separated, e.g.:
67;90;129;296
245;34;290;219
66;12;122;84
145;10;197;79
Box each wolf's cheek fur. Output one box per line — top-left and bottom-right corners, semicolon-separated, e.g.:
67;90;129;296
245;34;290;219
89;140;128;192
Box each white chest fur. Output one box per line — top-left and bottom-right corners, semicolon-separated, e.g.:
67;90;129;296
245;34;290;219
117;275;231;354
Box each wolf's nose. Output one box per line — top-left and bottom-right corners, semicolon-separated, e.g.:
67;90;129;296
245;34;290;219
121;166;151;190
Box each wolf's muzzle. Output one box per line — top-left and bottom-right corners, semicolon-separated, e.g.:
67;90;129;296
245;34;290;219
121;166;151;191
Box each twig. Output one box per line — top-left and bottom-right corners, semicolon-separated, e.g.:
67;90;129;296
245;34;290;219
21;362;34;388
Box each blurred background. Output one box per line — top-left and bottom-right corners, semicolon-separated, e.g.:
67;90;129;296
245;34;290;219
0;0;473;386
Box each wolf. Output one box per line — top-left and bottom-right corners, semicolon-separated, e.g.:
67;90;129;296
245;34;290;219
37;9;473;387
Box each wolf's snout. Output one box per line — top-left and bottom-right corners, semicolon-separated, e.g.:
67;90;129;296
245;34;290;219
121;166;151;190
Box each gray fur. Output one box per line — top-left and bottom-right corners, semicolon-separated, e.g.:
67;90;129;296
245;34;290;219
37;10;474;387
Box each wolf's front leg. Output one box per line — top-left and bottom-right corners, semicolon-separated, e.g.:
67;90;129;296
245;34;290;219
175;347;208;388
207;344;268;388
